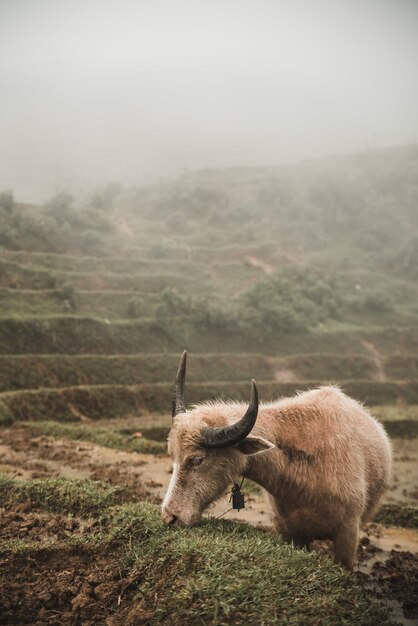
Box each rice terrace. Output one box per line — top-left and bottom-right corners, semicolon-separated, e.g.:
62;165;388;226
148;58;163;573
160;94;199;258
1;146;418;625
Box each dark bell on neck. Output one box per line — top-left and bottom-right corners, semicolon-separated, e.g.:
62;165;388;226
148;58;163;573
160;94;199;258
231;483;245;511
232;491;244;510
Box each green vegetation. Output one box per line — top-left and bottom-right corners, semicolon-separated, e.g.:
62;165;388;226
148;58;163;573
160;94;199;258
119;513;393;626
0;474;395;626
0;398;13;424
381;420;418;438
373;405;418;437
241;478;262;496
0;474;130;516
0;383;166;423
372;405;418;422
1;314;418;356
240;269;341;335
0;288;159;320
1;146;418;334
0;258;204;292
0;352;395;392
2;381;418;425
25;420;166;454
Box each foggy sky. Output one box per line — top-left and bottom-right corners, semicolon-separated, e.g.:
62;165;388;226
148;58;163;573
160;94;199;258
1;0;418;201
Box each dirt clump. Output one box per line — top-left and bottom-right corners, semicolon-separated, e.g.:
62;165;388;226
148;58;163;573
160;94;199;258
369;551;418;620
0;546;134;626
0;506;98;544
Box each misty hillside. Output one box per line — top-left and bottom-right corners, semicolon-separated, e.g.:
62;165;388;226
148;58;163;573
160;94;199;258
0;144;417;417
3;145;418;256
1;145;417;344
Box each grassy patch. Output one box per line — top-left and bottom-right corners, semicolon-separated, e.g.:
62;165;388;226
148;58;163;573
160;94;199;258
343;380;418;406
373;405;418;422
374;505;418;529
241;478;262;496
0;532;106;557
4;352;416;393
0;475;130;516
0;259;204;292
109;501;165;539
0;288;158;320
0;475;395;625
4;250;197;275
0;398;13;425
273;353;378;381
0;353;275;392
373;405;418;438
384;354;418;380
381;420;418;438
111;506;395;626
0;384;172;422
1;315;418;357
0;316;182;355
118;425;170;442
25;420;167;454
2;382;418;427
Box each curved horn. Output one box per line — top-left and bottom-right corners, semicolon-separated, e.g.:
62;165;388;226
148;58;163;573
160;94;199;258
201;379;258;448
172;350;187;419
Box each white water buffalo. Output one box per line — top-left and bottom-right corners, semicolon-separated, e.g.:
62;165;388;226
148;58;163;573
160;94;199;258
162;351;392;568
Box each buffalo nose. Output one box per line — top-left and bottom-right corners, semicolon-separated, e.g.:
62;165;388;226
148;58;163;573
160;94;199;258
162;511;177;526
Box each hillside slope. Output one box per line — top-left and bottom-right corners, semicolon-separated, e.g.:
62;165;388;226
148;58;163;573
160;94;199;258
0;144;417;412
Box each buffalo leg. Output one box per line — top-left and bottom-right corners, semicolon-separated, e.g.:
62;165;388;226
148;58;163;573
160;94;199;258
334;518;359;569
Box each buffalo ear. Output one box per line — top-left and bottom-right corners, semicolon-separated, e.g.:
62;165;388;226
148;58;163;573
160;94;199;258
237;436;275;456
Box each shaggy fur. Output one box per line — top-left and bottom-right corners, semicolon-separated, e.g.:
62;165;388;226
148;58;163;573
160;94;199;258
162;385;392;568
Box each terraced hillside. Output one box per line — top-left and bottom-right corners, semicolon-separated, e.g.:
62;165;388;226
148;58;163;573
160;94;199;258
1;145;418;419
1;145;417;624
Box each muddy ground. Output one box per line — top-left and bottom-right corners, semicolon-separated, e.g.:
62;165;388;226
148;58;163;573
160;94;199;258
0;421;417;625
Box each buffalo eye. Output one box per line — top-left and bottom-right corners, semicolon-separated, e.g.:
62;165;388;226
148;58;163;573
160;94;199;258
187;456;204;469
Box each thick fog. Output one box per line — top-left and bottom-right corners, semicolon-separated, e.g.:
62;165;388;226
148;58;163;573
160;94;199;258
1;0;418;201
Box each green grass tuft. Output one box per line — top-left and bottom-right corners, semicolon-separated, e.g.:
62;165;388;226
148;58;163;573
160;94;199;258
109;502;165;539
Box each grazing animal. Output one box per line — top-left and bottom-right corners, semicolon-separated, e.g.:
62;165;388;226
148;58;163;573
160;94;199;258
162;351;392;568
